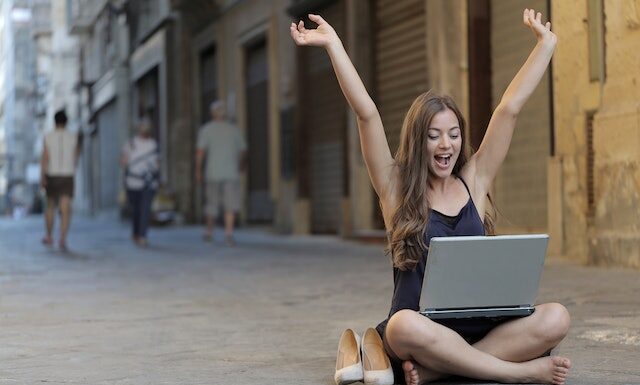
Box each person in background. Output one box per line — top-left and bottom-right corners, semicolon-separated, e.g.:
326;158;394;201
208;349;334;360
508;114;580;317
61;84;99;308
195;100;247;246
41;109;82;251
121;117;159;247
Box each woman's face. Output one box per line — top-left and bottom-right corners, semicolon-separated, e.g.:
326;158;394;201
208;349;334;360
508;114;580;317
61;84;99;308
426;108;462;179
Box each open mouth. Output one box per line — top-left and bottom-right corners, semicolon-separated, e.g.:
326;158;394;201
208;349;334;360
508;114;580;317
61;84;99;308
434;154;452;168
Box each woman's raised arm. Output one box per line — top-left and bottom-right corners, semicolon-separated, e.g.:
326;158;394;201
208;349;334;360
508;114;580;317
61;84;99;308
471;8;557;193
290;14;396;200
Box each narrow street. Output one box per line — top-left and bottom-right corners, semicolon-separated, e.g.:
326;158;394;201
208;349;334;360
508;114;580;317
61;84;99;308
1;216;639;385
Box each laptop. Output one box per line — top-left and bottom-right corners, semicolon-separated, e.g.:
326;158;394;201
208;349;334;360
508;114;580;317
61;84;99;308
419;234;548;320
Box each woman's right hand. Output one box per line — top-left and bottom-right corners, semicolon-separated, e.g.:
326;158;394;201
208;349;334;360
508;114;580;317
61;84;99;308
290;14;339;49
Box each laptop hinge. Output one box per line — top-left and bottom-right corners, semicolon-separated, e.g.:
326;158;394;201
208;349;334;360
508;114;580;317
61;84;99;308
426;305;532;313
428;305;524;312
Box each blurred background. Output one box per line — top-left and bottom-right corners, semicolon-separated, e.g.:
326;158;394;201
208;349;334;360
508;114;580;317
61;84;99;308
0;0;638;268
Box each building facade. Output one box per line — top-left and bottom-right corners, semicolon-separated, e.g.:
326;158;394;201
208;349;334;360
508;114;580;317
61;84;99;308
552;0;640;267
0;0;42;215
30;0;638;268
161;0;639;268
68;0;130;215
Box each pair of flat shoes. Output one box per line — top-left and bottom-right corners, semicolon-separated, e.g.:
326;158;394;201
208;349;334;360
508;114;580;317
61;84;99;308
334;328;394;385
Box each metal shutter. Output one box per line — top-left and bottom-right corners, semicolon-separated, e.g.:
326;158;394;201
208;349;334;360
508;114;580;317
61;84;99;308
374;0;428;154
491;0;550;231
200;46;217;125
246;41;274;222
97;101;119;210
300;1;347;233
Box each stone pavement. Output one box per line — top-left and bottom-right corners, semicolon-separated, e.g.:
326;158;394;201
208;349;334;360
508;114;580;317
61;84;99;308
0;216;639;385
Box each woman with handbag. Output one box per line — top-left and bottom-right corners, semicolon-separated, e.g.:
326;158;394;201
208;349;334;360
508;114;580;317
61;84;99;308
121;117;159;247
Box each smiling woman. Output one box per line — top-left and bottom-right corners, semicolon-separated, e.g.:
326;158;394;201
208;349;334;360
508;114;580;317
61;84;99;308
427;112;460;172
388;91;490;272
291;8;570;385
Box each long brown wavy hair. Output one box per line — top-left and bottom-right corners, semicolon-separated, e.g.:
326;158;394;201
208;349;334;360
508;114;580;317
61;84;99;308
386;90;496;271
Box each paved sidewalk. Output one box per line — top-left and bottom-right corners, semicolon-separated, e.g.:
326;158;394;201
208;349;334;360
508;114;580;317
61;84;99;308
0;216;639;384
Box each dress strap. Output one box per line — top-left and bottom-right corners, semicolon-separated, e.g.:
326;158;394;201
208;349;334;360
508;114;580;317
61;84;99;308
458;176;472;198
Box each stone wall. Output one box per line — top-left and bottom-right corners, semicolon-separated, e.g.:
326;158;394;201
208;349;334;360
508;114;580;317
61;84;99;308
552;0;640;267
590;0;640;267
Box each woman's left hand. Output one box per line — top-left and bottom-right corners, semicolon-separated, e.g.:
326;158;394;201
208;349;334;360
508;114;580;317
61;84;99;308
290;14;340;49
523;8;557;45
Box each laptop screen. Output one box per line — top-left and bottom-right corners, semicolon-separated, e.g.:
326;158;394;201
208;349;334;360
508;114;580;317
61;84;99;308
420;235;548;311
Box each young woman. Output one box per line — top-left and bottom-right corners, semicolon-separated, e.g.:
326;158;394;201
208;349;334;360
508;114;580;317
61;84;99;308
290;8;571;385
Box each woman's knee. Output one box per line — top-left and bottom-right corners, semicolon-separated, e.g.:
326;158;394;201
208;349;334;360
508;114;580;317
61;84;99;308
534;303;571;344
385;310;438;354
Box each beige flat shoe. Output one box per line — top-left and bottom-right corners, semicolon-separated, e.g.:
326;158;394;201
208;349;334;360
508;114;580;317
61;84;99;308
362;328;394;385
334;328;364;385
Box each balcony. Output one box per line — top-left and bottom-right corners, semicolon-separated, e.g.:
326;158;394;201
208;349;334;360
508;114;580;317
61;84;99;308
67;0;108;34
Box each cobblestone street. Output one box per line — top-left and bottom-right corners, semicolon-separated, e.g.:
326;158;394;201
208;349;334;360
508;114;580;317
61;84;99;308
1;216;639;384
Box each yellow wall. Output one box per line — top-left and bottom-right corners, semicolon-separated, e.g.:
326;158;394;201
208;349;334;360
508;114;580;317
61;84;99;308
590;0;640;267
552;0;640;267
552;0;593;262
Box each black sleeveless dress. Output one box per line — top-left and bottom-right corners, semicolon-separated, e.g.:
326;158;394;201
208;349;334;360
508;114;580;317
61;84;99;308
376;177;508;381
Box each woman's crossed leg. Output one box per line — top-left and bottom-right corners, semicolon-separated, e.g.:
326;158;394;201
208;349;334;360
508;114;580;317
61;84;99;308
385;303;571;385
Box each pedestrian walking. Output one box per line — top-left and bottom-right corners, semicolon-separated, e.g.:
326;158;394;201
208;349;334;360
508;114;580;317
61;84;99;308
40;109;82;251
121;117;159;247
291;9;571;385
195;101;247;245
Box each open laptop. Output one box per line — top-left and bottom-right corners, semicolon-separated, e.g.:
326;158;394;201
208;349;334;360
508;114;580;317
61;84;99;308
419;234;548;320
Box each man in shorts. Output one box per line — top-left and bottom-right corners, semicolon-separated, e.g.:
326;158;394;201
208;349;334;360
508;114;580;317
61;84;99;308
195;100;247;245
40;109;82;250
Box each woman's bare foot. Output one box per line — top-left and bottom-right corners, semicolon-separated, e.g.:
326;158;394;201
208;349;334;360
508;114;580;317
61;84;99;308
403;356;570;385
402;360;443;385
519;356;571;385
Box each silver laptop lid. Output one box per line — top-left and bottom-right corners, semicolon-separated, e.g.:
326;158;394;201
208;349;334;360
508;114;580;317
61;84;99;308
420;234;548;311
